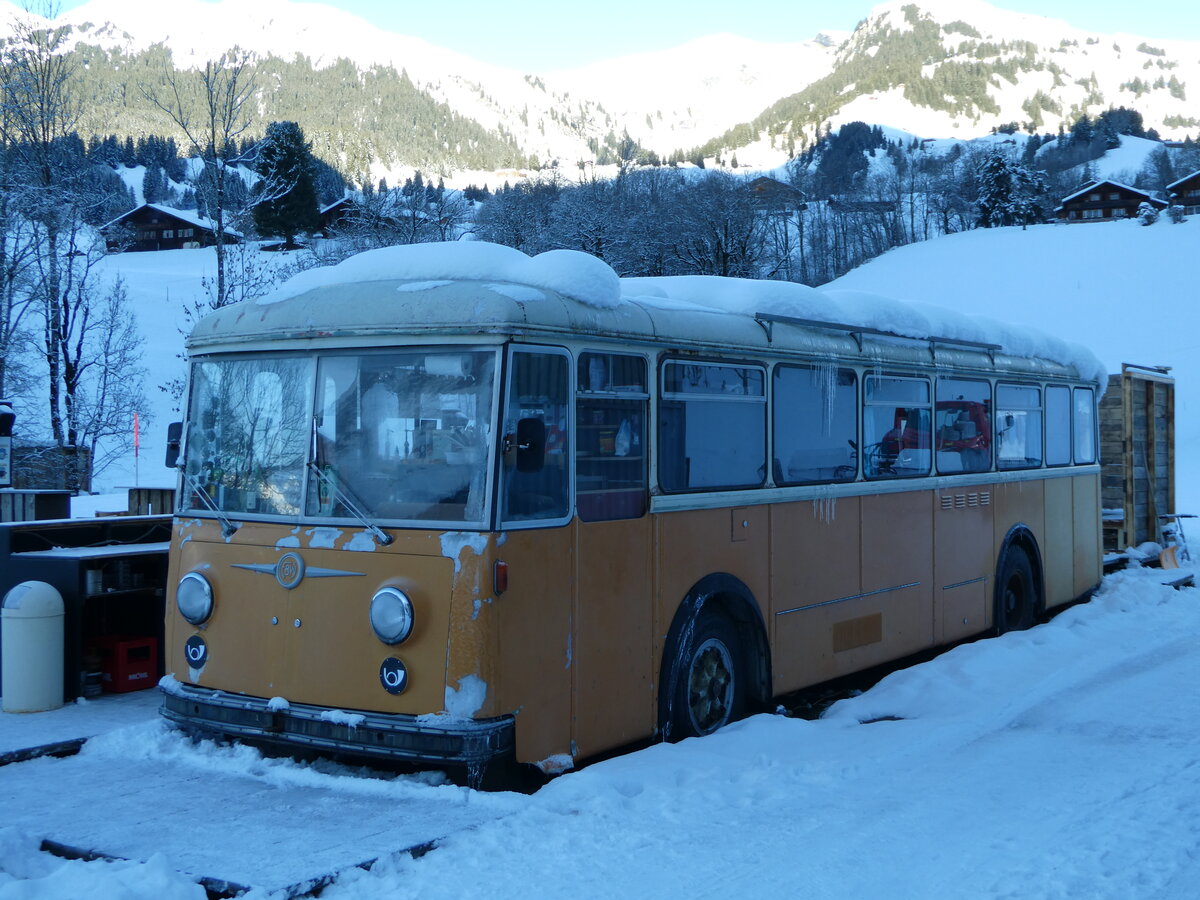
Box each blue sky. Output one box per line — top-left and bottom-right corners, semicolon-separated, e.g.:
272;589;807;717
55;0;1200;70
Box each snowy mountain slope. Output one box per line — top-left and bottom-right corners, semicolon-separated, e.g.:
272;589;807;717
2;0;1195;173
702;1;1200;165
543;33;844;155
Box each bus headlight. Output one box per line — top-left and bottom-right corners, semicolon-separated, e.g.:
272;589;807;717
370;587;414;645
177;572;214;625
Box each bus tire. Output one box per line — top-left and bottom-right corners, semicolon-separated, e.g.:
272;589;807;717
665;607;745;740
994;546;1037;634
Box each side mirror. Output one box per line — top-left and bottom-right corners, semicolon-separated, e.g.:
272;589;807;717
515;417;546;473
165;421;183;468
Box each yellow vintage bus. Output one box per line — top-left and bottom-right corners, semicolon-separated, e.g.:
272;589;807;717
160;242;1103;779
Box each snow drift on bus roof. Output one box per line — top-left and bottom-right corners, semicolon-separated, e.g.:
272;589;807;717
259;240;623;309
258;242;1105;384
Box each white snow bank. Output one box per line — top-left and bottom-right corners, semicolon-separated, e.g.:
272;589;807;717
257;241;622;309
623;275;1106;383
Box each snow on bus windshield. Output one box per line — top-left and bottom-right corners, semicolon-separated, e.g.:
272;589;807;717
257;241;1104;386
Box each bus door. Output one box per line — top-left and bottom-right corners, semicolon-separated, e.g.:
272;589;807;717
572;352;653;759
496;346;575;765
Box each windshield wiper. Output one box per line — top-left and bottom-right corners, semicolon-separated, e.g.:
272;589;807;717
183;470;240;539
309;419;394;546
307;461;394;546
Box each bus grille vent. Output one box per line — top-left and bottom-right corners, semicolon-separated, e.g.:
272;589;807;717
942;491;991;510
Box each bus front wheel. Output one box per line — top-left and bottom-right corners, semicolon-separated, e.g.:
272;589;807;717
666;608;745;740
995;547;1037;634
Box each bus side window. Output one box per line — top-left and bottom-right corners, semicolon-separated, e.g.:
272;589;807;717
996;383;1042;469
773;364;857;484
1045;385;1071;466
659;361;766;492
863;376;931;479
576;353;647;521
1073;387;1096;464
935;377;992;474
502;350;570;522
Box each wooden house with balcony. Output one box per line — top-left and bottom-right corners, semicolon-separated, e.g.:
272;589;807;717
747;177;807;214
100;203;243;252
1166;170;1200;215
1055;180;1166;223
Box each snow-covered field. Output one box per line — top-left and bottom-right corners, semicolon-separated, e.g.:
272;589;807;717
1;569;1196;897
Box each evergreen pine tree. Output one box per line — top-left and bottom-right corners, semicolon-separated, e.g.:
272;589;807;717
975;151;1047;229
251;120;320;247
141;165;162;204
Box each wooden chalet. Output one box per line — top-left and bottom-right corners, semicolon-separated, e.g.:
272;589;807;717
101;204;243;252
747;177;807;213
1166;169;1200;215
318;197;354;236
1055;180;1166;223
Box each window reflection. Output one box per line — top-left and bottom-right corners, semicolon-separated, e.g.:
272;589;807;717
310;350;496;523
185;357;313;515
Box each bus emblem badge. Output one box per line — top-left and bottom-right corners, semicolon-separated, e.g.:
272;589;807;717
380;657;408;694
185;635;208;669
275;552;306;590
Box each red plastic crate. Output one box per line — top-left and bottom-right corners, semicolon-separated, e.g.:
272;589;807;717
93;636;158;694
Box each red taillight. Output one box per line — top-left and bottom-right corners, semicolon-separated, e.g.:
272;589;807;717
493;560;508;595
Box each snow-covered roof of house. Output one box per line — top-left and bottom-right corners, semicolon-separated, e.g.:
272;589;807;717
1165;169;1200;192
188;241;1105;386
99;203;244;239
1055;180;1166;210
319;198;352;215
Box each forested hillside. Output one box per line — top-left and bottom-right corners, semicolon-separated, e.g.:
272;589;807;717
69;42;530;175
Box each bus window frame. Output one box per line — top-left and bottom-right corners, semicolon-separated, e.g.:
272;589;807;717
995;381;1043;472
181;350;317;523
182;346;506;531
499;344;575;531
1072;385;1097;465
1044;384;1073;468
862;373;933;480
771;361;860;486
576;350;650;522
933;376;993;476
657;357;768;494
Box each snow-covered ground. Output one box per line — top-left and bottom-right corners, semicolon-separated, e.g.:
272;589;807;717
1;569;1196;897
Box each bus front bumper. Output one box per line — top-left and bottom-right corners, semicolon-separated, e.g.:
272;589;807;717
160;682;514;767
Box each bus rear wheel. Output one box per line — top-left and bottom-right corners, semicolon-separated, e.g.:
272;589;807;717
667;608;744;739
995;547;1037;634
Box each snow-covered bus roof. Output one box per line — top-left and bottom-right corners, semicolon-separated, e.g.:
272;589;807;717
188;241;1105;385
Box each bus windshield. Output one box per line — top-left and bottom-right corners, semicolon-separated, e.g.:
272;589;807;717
184;349;497;525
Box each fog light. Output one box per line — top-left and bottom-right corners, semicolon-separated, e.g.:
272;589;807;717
370;587;414;645
177;572;214;625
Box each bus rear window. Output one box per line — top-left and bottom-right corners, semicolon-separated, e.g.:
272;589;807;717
1073;387;1096;464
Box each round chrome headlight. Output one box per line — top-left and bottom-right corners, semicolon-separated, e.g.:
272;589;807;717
370;587;414;645
177;572;214;625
